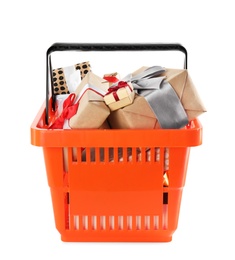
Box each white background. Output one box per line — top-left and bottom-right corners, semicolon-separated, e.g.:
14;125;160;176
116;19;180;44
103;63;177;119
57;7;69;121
1;0;235;259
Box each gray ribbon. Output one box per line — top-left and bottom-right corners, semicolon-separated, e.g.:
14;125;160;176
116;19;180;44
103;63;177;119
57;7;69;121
121;66;189;129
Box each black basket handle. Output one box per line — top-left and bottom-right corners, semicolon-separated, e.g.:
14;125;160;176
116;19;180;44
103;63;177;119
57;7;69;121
46;43;188;125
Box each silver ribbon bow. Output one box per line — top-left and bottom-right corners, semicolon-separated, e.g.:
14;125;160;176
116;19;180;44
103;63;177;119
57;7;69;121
121;66;189;129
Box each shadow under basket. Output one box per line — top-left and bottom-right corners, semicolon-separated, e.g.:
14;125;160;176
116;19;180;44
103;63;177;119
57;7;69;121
31;100;202;242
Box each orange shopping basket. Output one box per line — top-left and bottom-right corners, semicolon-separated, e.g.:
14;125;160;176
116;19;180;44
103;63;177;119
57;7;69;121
31;43;202;242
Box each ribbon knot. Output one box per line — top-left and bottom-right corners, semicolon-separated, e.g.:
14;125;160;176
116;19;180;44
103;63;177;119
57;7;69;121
103;73;119;83
49;93;79;129
107;81;129;92
106;81;130;101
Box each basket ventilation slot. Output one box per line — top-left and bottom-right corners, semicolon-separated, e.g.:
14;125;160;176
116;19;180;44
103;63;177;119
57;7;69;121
72;215;163;231
70;147;162;163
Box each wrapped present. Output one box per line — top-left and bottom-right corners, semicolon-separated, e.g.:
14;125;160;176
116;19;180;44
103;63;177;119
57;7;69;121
52;61;91;95
104;81;135;111
108;66;206;129
54;94;70;116
49;93;79;129
161;68;206;121
69;72;110;129
103;72;120;86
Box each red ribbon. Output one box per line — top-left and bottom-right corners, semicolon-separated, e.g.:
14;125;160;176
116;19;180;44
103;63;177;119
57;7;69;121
103;75;119;83
105;81;131;101
49;93;79;129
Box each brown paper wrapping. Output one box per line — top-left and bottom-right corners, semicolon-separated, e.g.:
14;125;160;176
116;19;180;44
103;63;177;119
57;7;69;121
108;94;161;129
69;72;110;129
161;68;206;120
108;67;206;129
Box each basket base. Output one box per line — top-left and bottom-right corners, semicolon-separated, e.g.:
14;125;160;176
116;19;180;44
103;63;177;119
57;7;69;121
60;230;173;242
61;236;172;243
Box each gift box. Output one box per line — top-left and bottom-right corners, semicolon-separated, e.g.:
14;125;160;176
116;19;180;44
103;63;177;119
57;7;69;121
104;81;135;111
52;61;91;95
161;68;206;121
103;72;120;86
49;93;79;129
69;72;110;129
108;66;206;129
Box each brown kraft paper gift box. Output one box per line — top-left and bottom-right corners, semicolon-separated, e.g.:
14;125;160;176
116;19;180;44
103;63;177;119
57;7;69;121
108;67;206;129
69;72;110;129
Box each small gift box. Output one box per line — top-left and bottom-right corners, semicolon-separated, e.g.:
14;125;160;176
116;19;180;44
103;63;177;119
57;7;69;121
69;72;110;129
108;66;206;129
103;72;120;86
52;61;91;95
104;81;135;111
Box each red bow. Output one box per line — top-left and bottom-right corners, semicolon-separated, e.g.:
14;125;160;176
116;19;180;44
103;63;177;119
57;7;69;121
103;75;119;83
49;93;79;129
105;81;130;101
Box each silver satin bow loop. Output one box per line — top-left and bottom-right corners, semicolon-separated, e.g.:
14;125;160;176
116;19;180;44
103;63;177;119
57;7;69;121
121;66;165;83
132;76;166;91
131;66;165;81
121;66;189;129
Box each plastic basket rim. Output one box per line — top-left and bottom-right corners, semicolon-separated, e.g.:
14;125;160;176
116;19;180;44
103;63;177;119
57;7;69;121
31;100;203;148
